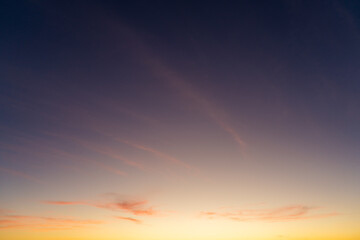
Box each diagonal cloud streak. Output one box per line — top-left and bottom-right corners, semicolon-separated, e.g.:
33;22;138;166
113;22;246;150
148;61;246;149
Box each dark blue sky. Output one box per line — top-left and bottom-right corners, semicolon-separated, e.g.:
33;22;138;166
2;1;360;148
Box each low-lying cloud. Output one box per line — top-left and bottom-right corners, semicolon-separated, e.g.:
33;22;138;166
0;213;103;231
200;205;338;222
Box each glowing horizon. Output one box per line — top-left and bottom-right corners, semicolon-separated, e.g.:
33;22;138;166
1;1;360;240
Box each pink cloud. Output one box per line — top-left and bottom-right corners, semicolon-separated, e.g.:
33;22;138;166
115;216;142;224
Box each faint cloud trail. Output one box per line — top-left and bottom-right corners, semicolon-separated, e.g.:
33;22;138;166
116;138;193;170
0;166;44;184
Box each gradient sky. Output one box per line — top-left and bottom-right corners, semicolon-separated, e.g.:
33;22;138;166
1;1;360;240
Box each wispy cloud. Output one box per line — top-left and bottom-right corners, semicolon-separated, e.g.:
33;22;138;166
200;205;338;222
0;213;103;231
44;197;160;217
0;166;44;184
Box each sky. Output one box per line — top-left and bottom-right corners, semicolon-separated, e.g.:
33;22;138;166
1;1;360;240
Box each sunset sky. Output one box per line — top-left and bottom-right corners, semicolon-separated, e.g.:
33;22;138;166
1;1;360;240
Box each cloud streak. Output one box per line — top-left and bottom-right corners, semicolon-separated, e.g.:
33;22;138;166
0;214;103;231
200;205;338;222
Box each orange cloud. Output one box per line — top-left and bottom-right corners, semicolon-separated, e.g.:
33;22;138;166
0;213;103;231
200;205;338;222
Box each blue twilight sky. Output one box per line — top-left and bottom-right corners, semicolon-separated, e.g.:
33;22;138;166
1;1;360;240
